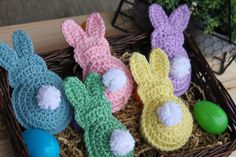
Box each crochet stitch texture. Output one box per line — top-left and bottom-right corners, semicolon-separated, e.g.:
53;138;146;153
149;4;191;96
62;13;133;112
64;73;134;157
0;30;72;134
130;48;193;151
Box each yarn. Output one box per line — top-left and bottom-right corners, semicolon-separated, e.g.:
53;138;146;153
130;48;193;151
62;13;133;112
170;56;191;79
110;130;135;156
157;101;183;126
37;85;61;110
64;73;134;157
0;30;72;134
149;4;191;96
102;68;127;92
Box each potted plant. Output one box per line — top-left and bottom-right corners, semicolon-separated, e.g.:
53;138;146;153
133;0;236;41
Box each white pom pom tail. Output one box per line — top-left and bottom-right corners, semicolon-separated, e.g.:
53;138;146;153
110;130;135;156
102;68;127;92
157;101;182;126
37;85;61;110
170;56;191;78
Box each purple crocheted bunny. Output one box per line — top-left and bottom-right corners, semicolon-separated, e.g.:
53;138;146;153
149;4;191;96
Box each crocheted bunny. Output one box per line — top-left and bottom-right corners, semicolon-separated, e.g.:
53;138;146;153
149;4;191;96
0;30;72;134
130;48;193;151
61;13;133;113
64;73;135;157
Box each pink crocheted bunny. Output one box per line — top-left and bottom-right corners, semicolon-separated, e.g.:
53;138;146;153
149;4;191;96
62;13;133;112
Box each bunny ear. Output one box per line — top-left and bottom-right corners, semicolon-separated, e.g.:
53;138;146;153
0;43;18;71
169;4;190;32
130;52;152;85
84;73;107;100
86;13;105;38
149;4;168;29
12;30;34;58
64;77;88;108
149;48;170;79
62;20;86;48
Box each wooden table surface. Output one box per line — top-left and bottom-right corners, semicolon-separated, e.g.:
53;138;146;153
0;11;236;157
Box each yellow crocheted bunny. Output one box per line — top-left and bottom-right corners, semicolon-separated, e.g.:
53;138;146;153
130;48;193;151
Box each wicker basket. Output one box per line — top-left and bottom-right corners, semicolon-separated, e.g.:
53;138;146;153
0;32;236;157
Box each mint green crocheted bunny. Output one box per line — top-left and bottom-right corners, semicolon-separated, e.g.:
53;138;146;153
64;73;135;157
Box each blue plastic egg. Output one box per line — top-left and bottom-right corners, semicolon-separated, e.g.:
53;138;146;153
22;129;60;157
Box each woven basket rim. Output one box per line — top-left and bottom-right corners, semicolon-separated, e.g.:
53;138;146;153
0;32;236;157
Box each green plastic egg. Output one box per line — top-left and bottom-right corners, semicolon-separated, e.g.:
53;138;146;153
193;100;228;134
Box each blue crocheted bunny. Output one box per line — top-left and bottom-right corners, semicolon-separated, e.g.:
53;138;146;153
0;30;73;134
